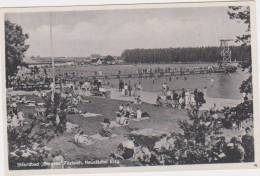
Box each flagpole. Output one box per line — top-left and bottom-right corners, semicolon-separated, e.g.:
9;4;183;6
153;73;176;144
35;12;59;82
50;12;55;102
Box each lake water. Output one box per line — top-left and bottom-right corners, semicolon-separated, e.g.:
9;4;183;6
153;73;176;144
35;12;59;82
53;63;249;100
106;71;248;100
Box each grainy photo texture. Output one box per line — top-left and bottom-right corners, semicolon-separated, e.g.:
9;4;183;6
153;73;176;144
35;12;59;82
4;3;256;171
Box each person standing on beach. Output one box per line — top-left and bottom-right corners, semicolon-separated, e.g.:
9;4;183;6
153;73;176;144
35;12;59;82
180;88;186;109
166;88;172;105
136;108;142;119
203;86;207;98
119;79;124;92
172;90;178;108
137;82;142;96
124;83;128;96
128;81;132;97
185;91;191;109
194;88;199;108
162;82;167;96
133;83;137;97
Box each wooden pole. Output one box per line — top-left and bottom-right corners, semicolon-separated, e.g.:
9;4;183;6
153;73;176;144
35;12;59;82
50;13;55;101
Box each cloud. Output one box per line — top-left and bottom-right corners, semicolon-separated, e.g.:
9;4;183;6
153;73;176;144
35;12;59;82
6;6;248;57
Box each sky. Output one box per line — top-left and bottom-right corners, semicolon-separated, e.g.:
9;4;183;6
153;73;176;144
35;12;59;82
5;6;249;57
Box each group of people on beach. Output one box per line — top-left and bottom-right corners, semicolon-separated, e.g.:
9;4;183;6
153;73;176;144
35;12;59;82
156;82;206;110
98;102;151;138
118;79;143;97
8;65;51;89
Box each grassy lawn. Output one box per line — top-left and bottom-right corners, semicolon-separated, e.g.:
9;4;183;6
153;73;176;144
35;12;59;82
46;96;189;162
12;94;251;167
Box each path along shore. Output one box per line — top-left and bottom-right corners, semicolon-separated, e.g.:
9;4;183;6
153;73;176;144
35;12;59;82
7;87;242;110
107;88;242;110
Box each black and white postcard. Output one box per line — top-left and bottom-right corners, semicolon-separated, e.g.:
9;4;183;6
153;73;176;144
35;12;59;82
0;0;259;175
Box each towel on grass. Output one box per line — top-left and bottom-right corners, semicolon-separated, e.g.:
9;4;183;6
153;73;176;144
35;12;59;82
81;112;102;118
25;103;36;107
37;102;45;106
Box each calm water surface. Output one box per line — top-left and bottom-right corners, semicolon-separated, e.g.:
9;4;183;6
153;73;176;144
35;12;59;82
54;64;249;100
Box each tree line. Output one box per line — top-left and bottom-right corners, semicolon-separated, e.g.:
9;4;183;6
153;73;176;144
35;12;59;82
121;46;251;64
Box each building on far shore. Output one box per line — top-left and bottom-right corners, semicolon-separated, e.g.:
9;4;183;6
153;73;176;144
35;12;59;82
24;56;76;67
24;56;51;67
24;55;123;67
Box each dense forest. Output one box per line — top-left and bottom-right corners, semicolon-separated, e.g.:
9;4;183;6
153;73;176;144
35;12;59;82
121;46;251;63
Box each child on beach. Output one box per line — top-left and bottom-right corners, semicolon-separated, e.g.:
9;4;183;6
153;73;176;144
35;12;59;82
155;96;163;107
135;96;142;105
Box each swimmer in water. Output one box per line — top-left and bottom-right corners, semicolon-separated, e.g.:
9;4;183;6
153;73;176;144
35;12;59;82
210;78;214;87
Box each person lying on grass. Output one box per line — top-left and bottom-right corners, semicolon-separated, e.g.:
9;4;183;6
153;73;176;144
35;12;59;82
99;118;113;137
111;137;135;160
74;130;92;145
